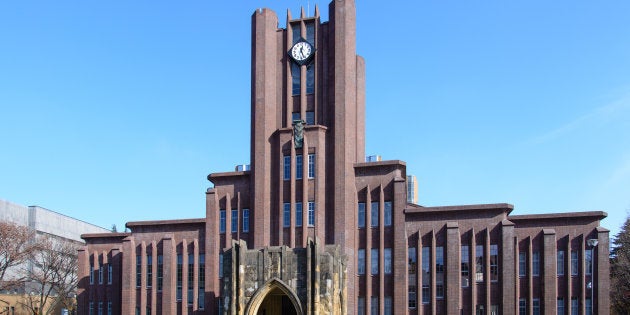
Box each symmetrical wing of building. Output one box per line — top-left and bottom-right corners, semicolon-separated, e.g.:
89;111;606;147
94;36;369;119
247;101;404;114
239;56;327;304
78;1;610;314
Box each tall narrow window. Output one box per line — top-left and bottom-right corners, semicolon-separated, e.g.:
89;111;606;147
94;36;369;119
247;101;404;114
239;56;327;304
519;299;526;315
436;246;444;299
98;302;103;315
532;251;540;276
370;202;379;227
371;249;379;275
571;297;578;315
98;262;103;284
586;249;593;275
306;111;315;125
384;296;393;315
358;203;366;228
219;210;226;233
296;155;303;179
157;255;163;291
89;302;94;315
90;264;94;284
188;254;194;305
136;255;141;287
490;244;498;282
384;201;392;226
219;254;224;278
557;297;565;315
292;112;300;122
291;62;301;95
107;302;112;315
533;298;540;315
218;297;224;315
306;64;315;94
199;254;205;309
176;254;183;301
422;247;430;304
295;202;303;227
519;252;527;277
242;209;250;233
231;209;238;233
357;297;365;315
571;250;578;276
283;203;291;227
370;297;378;315
557;250;565;276
107;263;113;285
408;247;417;308
476;245;484;282
586;298;592;315
384;248;392;274
357;249;365;275
308;154;315;178
308;202;315;226
146;255;152;288
461;245;470;287
283;156;291;180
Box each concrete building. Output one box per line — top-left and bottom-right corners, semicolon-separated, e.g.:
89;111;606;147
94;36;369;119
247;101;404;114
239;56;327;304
78;1;610;314
0;199;110;315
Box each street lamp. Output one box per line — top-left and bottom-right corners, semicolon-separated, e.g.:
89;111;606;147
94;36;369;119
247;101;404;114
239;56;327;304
587;238;598;315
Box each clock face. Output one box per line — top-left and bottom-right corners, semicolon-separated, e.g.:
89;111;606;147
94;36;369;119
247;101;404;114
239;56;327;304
290;41;313;63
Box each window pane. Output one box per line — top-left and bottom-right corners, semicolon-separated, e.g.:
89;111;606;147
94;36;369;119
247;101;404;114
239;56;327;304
242;209;249;232
557;250;565;276
296;155;303;179
291;62;300;95
476;245;484;282
219;210;226;233
358;249;365;275
231;209;238;233
371;249;379;275
308;202;315;226
358;203;365;228
308;154;315;178
283;203;291;227
371;202;379;227
284;156;291;180
571;251;578;276
384;201;392;226
384;248;392;274
295;202;303;227
533;252;540;276
519;252;526;277
490;244;498;282
461;245;470;287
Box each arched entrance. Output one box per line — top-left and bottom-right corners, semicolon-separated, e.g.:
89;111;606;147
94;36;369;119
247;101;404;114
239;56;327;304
245;278;303;315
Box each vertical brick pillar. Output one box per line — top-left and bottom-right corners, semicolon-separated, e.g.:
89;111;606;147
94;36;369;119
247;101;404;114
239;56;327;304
596;227;610;314
501;220;516;315
543;229;557;315
111;248;121;314
77;247;89;313
392;173;407;314
162;234;177;315
121;237;136;314
446;222;461;314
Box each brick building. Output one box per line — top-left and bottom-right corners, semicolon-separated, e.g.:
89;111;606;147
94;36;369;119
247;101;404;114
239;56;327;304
78;0;610;314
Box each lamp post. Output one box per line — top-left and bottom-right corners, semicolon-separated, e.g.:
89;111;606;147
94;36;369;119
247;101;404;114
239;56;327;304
587;238;599;315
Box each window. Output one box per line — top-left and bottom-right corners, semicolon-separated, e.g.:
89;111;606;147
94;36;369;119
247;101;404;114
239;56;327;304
586;249;593;275
284;156;291;180
490;244;498;282
308;202;315;226
436;246;444;299
188;254;194;305
476;305;485;315
358;249;365;274
98;262;103;284
295;202;303;227
199;254;205;309
533;298;540;315
571;297;578;315
291;62;300;95
219;254;224;278
231;209;238;233
176;254;183;300
519;252;526;277
358;203;366;228
306;63;315;94
146;307;150;315
89;302;94;315
370;297;378;315
107;302;112;315
242;209;249;232
558;250;565;276
586;298;592;315
157;255;163;291
219;210;226;233
384;201;392;226
136;255;142;287
308;154;315;178
90;264;94;284
384;296;392;315
107;263;113;284
371;249;379;275
305;21;314;43
283;203;291;227
519;299;526;315
146;255;152;288
218;297;224;314
370;202;379;227
476;245;484;282
422;247;430;304
408;247;417;309
98;302;103;315
306;111;315;125
491;305;499;315
558;297;565;315
571;250;578;276
532;251;540;276
292;112;300;122
296;155;303;179
357;297;365;315
384;248;392;274
461;245;470;287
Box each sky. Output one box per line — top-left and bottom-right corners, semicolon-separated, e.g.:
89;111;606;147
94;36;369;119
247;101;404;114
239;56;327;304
1;1;629;240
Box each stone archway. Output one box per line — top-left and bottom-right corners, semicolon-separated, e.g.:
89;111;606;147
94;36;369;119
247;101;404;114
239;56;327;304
245;278;303;315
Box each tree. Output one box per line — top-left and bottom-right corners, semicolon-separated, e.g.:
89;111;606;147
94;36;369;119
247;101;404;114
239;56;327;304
611;214;630;314
0;221;37;291
20;235;79;315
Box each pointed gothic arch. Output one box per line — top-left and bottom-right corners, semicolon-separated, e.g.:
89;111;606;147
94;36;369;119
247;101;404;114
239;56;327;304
245;278;303;315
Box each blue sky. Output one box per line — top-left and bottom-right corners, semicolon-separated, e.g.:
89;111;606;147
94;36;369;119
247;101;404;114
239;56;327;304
1;1;629;239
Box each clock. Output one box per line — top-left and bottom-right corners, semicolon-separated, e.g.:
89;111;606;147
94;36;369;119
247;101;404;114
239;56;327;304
289;39;315;65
